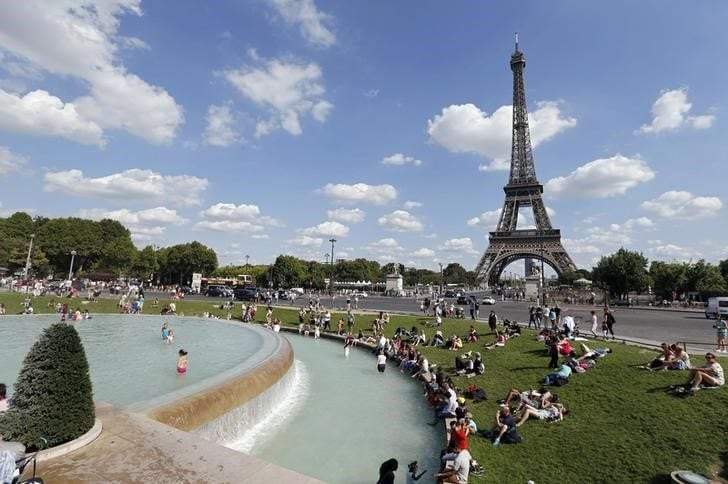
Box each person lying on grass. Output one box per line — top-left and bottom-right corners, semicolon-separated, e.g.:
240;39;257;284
484;330;508;350
516;402;567;426
543;363;572;386
577;343;613;361
500;388;558;411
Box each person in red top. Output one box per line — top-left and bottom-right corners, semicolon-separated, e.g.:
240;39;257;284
452;419;470;450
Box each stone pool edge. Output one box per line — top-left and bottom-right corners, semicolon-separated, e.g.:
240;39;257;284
143;323;294;432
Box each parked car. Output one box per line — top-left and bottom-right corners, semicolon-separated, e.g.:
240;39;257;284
354;291;368;298
456;295;473;305
444;290;457;298
205;285;232;297
481;296;496;305
234;286;259;301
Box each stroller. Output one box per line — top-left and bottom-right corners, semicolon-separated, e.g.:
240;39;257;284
0;441;44;484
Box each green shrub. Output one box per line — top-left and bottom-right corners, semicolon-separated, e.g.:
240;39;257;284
0;323;94;449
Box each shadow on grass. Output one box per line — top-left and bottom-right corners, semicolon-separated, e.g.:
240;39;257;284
510;366;547;371
720;451;727;480
647;474;672;484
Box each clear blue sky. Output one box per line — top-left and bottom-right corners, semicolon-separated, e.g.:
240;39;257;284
0;0;726;271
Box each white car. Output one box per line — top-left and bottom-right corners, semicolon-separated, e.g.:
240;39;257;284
481;296;496;305
354;291;368;298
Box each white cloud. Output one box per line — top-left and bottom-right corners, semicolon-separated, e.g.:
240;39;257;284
412;248;435;258
381;153;423;167
638;88;714;134
288;235;323;247
265;0;336;47
301;220;349;237
203;104;241;147
545;155;655;198
367;238;404;254
0;89;105;146
403;200;422;209
641;191;722;219
0;1;184;144
0;146;27;176
251;234;270;240
427;101;576;171
327;207;365;223
467;208;502;229
364;89;380;98
321;183;397;205
378;210;424;232
224;54;332;137
79;206;185;241
201;203;261;220
609;217;654;232
440;237;478;255
43;168;208;206
195;220;265;233
197;202;280;237
564;216;657;265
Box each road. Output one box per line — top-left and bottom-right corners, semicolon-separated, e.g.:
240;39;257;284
271;295;716;349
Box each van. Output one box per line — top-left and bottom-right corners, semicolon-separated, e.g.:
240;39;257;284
705;297;728;319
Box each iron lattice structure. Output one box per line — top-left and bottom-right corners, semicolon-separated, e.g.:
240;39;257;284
475;38;576;286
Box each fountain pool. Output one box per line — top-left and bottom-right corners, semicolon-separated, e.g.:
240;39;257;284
211;333;443;484
0;315;269;407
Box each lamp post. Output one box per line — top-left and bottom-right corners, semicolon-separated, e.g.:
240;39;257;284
23;233;35;279
328;238;336;301
439;262;444;296
68;250;77;281
245;254;250;268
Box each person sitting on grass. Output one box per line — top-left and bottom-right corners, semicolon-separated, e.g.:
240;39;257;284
649;346;690;371
516;402;567;426
448;335;463;351
484;330;508;350
435;444;471;484
467;325;478;342
640;342;674;370
432;382;459;423
491;406;521;446
684;352;724;394
431;330;446;348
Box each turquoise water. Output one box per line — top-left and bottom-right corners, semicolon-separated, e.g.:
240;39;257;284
0;315;263;406
226;333;443;484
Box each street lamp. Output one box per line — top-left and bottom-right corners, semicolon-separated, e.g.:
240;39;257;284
439;262;444;296
245;254;250;268
68;250;77;281
23;233;35;279
328;238;336;299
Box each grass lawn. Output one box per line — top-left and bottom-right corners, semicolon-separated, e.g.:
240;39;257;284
2;293;727;483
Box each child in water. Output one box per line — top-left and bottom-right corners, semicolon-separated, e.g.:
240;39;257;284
161;322;169;342
177;349;188;374
166;329;175;344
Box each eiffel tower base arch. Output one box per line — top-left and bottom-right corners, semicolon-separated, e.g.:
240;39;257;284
475;230;576;288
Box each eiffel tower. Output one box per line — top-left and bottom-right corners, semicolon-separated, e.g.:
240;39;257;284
475;35;576;286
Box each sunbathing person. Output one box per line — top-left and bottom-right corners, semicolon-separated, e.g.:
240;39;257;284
501;388;557;410
516;402;566;426
650;346;690;371
467;326;478;342
484;330;508;350
577;343;613;361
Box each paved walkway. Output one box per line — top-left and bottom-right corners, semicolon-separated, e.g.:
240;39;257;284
36;404;322;484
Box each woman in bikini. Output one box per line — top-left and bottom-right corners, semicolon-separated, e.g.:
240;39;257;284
177;349;188;374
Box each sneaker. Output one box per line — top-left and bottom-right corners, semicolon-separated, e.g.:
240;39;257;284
492;438;500;447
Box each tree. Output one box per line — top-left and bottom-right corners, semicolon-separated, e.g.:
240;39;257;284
271;255;306;288
158;242;218;285
443;263;468;284
0;323;94;449
649;261;688;300
592;248;651;299
719;259;728;282
689;261;728;296
131;245;160;282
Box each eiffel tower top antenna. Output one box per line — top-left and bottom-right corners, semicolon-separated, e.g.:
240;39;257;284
514;32;519;51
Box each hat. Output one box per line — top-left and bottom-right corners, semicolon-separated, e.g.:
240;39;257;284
457;397;465;404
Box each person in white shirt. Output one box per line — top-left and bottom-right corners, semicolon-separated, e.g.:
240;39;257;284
435;447;471;483
590;310;599;337
377;352;387;373
687;353;724;393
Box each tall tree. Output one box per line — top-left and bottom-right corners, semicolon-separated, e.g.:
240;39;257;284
649;261;688;300
271;255;306;288
592;248;651;299
443;263;468;284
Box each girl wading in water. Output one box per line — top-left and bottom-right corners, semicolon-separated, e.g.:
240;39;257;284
177;349;188;374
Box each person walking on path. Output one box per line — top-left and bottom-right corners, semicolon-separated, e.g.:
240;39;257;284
590;310;599;338
714;318;727;353
488;310;498;334
604;309;616;340
528;306;536;329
